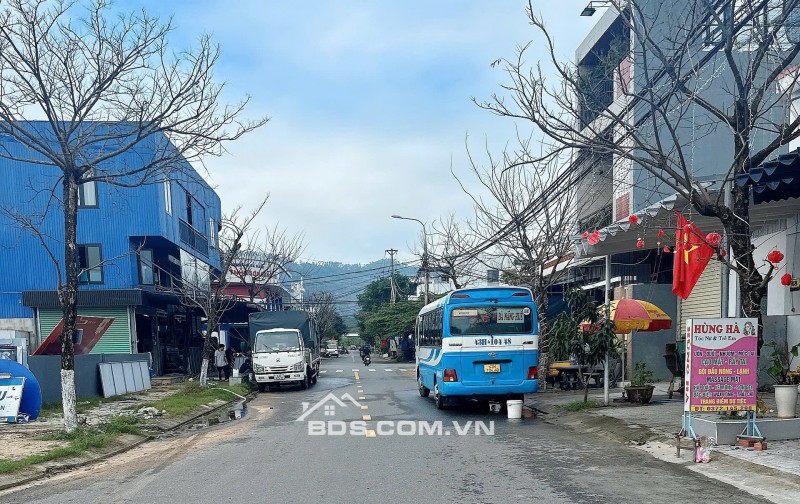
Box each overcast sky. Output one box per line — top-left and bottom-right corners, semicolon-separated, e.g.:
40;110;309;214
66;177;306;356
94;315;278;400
129;1;599;264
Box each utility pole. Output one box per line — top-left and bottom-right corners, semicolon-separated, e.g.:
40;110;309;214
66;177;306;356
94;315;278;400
386;248;398;304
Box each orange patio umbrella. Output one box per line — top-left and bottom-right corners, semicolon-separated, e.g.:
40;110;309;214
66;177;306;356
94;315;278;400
582;298;672;334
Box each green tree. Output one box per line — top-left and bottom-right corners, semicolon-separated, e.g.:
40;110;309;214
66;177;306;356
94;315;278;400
550;289;619;403
356;274;417;312
359;301;423;344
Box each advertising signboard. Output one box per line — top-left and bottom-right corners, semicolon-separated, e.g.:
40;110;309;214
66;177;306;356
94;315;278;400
684;318;758;412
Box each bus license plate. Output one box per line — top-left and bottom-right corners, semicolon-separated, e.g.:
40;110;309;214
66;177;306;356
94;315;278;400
484;364;500;373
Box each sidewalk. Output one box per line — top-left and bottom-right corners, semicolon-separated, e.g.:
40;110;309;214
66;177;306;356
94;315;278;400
529;382;800;503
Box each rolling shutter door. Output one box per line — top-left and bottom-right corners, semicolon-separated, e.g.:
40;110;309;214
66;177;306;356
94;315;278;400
679;261;721;339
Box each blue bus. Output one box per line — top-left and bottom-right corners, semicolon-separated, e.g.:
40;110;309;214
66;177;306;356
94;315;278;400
415;286;539;409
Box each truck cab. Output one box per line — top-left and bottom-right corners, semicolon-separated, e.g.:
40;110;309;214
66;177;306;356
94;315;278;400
325;340;339;358
249;311;320;392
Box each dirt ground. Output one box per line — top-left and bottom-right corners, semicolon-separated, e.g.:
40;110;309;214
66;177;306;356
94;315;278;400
0;384;182;461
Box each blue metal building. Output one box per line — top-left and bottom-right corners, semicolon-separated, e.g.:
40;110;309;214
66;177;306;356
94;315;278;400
0;124;222;375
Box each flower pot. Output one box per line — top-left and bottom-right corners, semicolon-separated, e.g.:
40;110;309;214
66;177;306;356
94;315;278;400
774;384;798;419
625;385;655;404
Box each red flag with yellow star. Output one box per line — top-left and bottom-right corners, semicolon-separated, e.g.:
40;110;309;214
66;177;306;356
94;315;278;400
672;213;715;299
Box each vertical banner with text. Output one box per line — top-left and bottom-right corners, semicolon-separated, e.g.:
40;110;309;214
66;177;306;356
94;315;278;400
685;318;758;412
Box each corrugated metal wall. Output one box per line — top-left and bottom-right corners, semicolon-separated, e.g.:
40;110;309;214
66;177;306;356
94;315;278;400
678;261;722;339
38;307;131;354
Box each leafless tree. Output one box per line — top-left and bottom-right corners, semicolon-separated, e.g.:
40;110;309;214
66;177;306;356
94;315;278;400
0;0;266;431
478;0;800;351
309;291;339;341
427;214;484;290
180;203;265;386
229;203;306;305
456;141;599;353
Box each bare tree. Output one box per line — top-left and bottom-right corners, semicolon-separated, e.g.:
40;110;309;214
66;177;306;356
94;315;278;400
180;203;265;386
456;143;598;353
427;214;484;290
0;0;266;431
229;205;306;305
309;291;339;341
478;0;800;351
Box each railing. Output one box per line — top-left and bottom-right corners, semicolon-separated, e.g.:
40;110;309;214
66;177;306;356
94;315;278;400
179;219;209;256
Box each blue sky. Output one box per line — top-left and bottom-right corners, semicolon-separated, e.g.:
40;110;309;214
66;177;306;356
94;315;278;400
128;1;599;264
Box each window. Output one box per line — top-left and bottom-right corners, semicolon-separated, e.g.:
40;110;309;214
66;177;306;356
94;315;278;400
164;180;172;215
417;307;443;347
139;249;154;285
78;245;103;284
78;171;98;208
185;191;193;226
209;217;217;249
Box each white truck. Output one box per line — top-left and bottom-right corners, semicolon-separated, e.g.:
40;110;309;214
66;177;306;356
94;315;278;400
249;311;320;392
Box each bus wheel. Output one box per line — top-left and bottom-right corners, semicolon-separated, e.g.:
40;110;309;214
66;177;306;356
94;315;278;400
434;381;445;410
418;374;430;397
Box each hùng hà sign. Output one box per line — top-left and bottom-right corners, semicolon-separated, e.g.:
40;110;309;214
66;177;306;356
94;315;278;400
684;318;758;412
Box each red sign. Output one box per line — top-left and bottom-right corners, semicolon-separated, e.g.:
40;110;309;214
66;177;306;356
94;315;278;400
33;316;116;355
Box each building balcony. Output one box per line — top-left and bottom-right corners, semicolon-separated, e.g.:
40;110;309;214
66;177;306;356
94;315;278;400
179;219;209;257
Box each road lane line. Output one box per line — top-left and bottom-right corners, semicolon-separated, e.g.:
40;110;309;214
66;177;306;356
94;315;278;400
365;429;376;438
335;369;343;373
362;415;371;421
354;371;360;380
361;405;368;410
384;369;393;372
368;369;376;372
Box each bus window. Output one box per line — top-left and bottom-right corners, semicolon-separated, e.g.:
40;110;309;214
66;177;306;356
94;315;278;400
450;306;533;335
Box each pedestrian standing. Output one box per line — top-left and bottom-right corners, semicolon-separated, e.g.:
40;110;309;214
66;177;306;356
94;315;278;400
224;345;234;380
214;344;228;381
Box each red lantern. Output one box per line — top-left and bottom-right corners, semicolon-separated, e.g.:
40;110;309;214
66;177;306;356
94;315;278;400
581;231;589;239
588;230;600;246
781;273;792;286
706;232;722;247
636;239;645;248
767;250;785;264
629;214;639;224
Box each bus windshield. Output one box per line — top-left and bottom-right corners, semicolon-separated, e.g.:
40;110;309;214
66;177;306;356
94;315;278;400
449;306;533;335
254;331;301;352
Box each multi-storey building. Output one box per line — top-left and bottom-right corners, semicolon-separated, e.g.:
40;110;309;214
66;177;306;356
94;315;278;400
0;123;222;375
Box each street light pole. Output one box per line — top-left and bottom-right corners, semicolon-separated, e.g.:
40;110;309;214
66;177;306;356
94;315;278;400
391;214;429;305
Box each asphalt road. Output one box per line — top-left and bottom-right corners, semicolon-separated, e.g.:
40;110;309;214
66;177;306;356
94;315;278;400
4;356;770;504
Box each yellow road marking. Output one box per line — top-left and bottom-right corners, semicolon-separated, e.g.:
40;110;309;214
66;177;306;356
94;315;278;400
362;415;371;421
354;371;360;380
361;405;368;410
365;429;376;438
359;396;366;400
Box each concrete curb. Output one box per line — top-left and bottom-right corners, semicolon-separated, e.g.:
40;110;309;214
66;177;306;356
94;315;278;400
0;392;254;492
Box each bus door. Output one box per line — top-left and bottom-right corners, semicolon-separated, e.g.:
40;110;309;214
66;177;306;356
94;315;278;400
451;305;532;386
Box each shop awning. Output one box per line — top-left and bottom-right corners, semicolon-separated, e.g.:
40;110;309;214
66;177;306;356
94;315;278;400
735;148;800;204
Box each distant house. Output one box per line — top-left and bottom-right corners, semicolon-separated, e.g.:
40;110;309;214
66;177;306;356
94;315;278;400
0;122;222;376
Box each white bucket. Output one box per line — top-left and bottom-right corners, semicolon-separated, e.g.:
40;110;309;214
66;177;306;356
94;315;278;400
232;369;239;378
507;399;523;419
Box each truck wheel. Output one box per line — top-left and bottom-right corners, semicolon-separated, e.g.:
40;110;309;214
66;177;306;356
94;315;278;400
310;369;318;384
300;375;309;390
257;383;266;392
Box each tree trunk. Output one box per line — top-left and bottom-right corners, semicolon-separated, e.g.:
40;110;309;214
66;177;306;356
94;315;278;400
200;358;209;387
723;182;766;353
60;171;80;432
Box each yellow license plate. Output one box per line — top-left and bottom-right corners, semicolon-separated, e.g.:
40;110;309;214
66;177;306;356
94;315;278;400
484;364;500;373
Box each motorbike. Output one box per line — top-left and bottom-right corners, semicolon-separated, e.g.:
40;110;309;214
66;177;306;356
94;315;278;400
362;353;371;366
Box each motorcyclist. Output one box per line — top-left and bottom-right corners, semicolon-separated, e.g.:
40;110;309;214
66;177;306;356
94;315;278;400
360;344;371;358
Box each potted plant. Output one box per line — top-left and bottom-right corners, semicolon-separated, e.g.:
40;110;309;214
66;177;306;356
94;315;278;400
625;361;655;404
765;340;800;419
